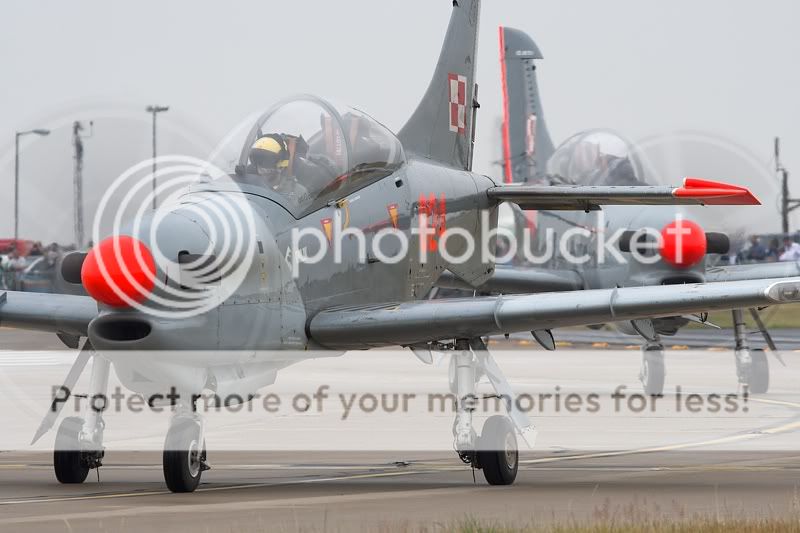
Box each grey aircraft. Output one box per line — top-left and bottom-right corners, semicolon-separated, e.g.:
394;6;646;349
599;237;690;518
442;25;800;395
2;1;800;492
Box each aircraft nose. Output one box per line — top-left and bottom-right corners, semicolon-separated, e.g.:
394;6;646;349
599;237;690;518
659;219;706;268
81;235;156;307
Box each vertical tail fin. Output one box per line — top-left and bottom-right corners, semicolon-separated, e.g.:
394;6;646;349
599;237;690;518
499;26;555;184
397;0;481;170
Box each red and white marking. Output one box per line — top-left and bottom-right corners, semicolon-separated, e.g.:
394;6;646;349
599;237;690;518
448;73;467;134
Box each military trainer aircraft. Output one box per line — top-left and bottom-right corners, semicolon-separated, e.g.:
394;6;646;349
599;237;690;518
455;25;800;395
2;1;800;492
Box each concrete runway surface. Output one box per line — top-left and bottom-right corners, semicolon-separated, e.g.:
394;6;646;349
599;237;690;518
1;328;800;531
1;450;800;532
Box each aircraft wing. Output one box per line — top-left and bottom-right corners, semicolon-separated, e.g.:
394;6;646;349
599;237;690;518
436;266;583;294
705;261;800;283
309;277;800;349
487;178;759;211
0;290;97;337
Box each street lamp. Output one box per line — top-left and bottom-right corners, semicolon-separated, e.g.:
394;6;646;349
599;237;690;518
146;105;169;209
14;128;51;242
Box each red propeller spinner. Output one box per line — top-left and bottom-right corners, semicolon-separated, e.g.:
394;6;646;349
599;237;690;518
81;235;156;307
660;218;707;268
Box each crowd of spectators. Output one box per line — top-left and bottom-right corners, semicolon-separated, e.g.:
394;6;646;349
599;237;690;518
0;241;68;291
739;235;800;264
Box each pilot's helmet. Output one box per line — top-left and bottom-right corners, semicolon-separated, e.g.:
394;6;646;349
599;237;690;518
250;134;289;177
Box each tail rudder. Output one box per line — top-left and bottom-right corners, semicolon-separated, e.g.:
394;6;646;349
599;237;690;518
398;0;481;170
500;26;555;183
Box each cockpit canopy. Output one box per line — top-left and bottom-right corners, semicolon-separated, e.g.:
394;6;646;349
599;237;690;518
232;95;405;214
546;129;648;186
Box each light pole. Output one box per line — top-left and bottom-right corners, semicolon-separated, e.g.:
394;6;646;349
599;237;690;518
14;128;50;242
146;105;169;209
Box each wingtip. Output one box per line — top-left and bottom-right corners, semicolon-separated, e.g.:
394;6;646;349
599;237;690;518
674;177;761;205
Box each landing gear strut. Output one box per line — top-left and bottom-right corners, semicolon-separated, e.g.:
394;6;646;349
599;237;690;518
639;341;665;396
733;309;769;393
448;338;533;486
53;354;108;484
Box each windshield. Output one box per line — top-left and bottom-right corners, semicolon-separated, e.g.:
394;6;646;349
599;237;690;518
228;95;404;214
546;129;648;186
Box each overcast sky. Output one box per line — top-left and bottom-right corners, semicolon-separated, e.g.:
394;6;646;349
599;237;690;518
2;0;799;243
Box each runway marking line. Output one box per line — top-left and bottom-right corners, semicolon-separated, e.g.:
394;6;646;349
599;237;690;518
521;396;800;466
0;467;456;506
0;485;484;526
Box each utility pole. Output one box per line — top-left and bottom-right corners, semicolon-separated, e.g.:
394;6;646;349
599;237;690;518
776;137;799;234
72;121;93;249
146;105;169;209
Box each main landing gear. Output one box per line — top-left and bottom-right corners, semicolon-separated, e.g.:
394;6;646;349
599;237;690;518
634;308;783;395
163;402;209;493
639;341;665;396
732;309;769;393
45;341;210;492
446;338;534;486
53;354;108;484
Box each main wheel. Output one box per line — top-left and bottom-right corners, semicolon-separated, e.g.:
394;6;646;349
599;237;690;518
746;349;769;394
477;415;518;485
163;419;205;493
640;350;665;396
54;417;89;484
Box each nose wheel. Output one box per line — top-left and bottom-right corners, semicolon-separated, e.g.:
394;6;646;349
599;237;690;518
163;415;209;493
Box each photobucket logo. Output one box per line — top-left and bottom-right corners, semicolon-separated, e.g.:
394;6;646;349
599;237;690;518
91;155;258;319
287;209;706;277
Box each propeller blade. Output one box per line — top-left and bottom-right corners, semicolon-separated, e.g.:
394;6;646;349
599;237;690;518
748;307;786;367
31;339;93;444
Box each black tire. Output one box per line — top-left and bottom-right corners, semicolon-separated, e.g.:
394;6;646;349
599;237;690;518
747;349;769;394
477;415;518;486
641;351;665;396
54;417;89;484
163;419;204;493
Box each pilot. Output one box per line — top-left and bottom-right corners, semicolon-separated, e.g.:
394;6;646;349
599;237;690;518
248;134;306;198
